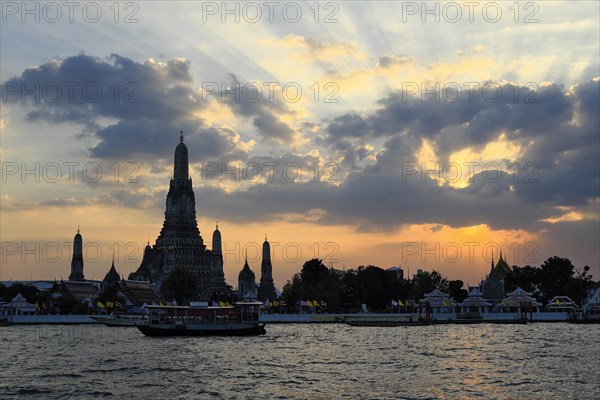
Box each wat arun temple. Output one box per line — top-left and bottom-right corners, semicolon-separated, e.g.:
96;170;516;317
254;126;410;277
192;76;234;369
128;132;276;301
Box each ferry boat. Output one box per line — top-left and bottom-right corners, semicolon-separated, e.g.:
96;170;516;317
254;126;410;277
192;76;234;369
137;301;266;337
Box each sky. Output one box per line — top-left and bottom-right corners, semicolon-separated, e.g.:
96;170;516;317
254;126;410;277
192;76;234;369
1;1;599;290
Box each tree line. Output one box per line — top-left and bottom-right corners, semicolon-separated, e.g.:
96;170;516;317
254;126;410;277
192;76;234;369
279;256;597;312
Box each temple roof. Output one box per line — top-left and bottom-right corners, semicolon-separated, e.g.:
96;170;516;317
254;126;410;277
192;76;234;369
55;280;99;301
239;259;255;280
102;261;120;284
424;288;450;298
118;280;165;306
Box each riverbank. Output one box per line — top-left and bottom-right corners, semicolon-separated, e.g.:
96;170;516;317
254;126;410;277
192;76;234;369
259;312;571;323
2;312;571;325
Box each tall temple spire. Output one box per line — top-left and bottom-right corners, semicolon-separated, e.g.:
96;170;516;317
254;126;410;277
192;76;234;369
69;228;85;281
258;237;276;301
212;222;222;255
132;137;228;300
173;130;189;181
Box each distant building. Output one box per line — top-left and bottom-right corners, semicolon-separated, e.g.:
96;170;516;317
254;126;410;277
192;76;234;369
481;252;511;300
238;258;257;300
458;287;493;314
497;287;542;312
385;266;404;281
547;296;577;312
420;288;456;315
68;228;85;281
0;293;37;316
257;238;276;301
129;134;227;300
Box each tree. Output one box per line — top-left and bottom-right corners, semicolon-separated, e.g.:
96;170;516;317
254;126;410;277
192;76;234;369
161;268;200;305
410;270;448;301
505;265;539;294
280;259;342;312
538;257;575;303
448;280;468;303
1;283;39;303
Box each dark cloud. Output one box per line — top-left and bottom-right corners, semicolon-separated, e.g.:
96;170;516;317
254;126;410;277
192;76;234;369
1;54;252;163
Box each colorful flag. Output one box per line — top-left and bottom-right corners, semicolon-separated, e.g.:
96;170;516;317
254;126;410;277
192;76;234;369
97;302;105;309
219;301;226;307
556;299;562;306
212;301;219;307
398;299;404;307
320;300;327;308
226;302;232;306
273;300;280;307
35;302;40;311
313;300;320;307
391;300;398;307
300;300;307;307
106;301;114;308
307;300;313;307
280;300;287;307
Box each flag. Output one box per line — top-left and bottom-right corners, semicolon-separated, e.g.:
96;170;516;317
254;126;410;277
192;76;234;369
97;302;106;309
279;300;287;307
391;300;398;307
264;300;269;308
159;302;165;306
307;300;313;307
273;300;280;307
398;299;404;307
35;302;40;311
556;299;562;306
226;301;232;306
106;301;114;308
313;300;320;307
42;303;47;310
300;300;307;307
219;301;226;307
212;301;219;307
320;300;327;308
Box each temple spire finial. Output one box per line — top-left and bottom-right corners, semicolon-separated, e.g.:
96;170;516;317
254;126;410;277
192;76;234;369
77;225;80;234
180;130;184;143
216;220;219;229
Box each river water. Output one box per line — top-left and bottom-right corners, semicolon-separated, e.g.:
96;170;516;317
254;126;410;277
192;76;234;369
0;323;598;399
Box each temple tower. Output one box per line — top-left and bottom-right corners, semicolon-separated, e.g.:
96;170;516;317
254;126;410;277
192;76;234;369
68;227;85;281
258;237;276;301
131;132;228;300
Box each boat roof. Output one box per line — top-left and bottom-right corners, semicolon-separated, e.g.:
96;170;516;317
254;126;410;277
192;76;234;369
145;305;235;309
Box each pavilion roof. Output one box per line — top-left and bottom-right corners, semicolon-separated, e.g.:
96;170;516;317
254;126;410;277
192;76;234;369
2;293;36;312
547;296;577;308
